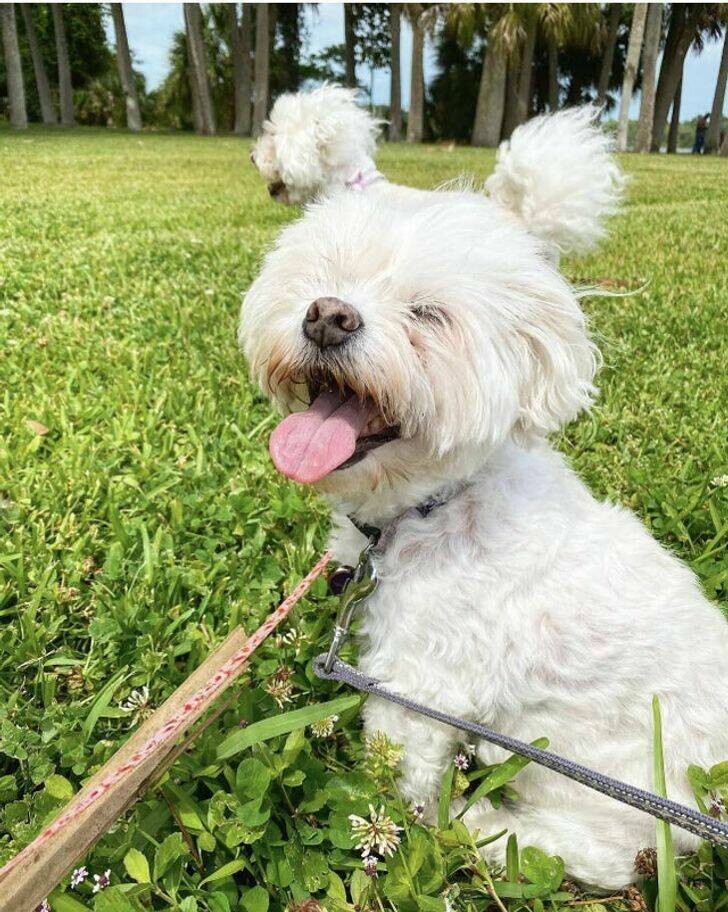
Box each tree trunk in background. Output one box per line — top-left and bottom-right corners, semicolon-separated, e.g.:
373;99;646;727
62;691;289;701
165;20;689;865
516;18;537;126
239;3;253;133
597;2;621;107
230;3;252;135
389;4;402;140
634;2;661;152
344;3;356;87
472;40;506;146
184;3;215;135
706;30;728;153
252;3;271;136
0;4;27;129
720;131;728;155
501;55;520;140
20;4;56;124
547;39;558;111
667;75;681;153
616;2;647;152
406;7;424;142
650;4;701;152
110;4;142;131
51;3;75;126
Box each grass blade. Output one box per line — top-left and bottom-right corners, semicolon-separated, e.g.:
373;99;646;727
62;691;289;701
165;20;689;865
217;694;361;759
653;695;677;912
438;762;455;830
458;738;549;817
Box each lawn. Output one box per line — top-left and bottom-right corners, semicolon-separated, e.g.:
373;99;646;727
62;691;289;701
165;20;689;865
0;127;727;912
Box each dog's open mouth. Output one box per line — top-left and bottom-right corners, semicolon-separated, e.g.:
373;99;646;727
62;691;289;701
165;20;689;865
269;376;399;484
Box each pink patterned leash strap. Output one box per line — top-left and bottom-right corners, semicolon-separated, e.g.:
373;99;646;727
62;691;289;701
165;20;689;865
0;551;332;882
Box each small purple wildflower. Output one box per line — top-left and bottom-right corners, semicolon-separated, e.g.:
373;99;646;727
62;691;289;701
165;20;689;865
36;901;51;912
709;794;726;818
70;866;89;888
412;803;425;821
454;752;470;771
363;855;379;877
92;869;111;893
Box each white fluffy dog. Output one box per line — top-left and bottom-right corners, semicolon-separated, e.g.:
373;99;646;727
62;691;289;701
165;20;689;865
240;109;728;889
251;85;382;205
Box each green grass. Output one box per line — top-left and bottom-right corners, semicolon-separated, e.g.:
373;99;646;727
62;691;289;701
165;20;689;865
0;127;727;912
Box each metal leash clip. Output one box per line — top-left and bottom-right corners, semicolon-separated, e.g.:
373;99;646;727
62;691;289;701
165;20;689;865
323;541;379;672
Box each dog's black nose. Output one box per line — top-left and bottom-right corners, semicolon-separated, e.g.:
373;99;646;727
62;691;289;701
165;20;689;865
268;180;285;197
303;297;362;349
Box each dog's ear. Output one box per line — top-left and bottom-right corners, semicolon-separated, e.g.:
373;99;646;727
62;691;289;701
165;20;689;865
512;288;600;438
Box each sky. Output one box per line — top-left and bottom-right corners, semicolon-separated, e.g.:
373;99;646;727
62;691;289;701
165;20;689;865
109;3;727;121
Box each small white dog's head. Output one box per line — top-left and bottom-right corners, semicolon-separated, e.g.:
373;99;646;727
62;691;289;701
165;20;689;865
240;188;600;511
250;85;381;205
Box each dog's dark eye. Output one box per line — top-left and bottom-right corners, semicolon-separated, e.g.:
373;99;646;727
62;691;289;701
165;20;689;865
408;304;450;326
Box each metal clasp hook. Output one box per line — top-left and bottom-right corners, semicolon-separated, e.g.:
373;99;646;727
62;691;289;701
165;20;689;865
323;542;378;672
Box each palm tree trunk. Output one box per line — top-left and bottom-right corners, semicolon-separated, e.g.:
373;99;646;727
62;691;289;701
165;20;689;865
406;8;425;142
634;3;662;152
472;39;506;147
344;3;356;88
616;3;648;152
597;3;621;107
389;4;402;141
51;3;75;126
516;19;537;126
501;55;520;140
706;30;728;153
1;4;27;129
547;39;558;111
650;4;701;152
20;4;56;125
252;3;271;136
667;75;681;153
230;3;252;135
184;3;215;135
239;4;253;133
110;4;142;131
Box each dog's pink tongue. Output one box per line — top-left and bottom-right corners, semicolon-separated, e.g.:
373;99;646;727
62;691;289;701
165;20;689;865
270;391;374;484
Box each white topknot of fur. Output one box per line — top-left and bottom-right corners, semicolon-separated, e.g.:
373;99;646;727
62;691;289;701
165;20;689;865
486;106;625;256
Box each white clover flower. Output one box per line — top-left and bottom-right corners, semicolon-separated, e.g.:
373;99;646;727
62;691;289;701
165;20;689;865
349;804;402;858
711;474;728;488
412;802;425;821
310;714;339;738
70;865;89;888
120;685;150;714
92;869;111;893
364;730;404;772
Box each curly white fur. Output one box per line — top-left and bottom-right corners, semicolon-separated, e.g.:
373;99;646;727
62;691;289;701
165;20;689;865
251;84;382;204
486;106;625;255
240;119;727;890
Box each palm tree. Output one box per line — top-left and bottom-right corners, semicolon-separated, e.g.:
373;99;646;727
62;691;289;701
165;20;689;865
472;31;507;146
634;3;662;152
252;3;271;136
51;4;75;126
706;25;728;152
667;75;682;152
344;3;357;87
389;3;403;140
110;4;142;131
230;3;252;136
597;3;622;107
20;4;57;125
184;3;215;135
406;4;425;142
616;3;648;152
650;4;705;152
0;4;27;129
516;6;538;124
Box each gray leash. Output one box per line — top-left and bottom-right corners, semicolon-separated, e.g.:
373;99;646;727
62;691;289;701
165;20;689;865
314;655;728;848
